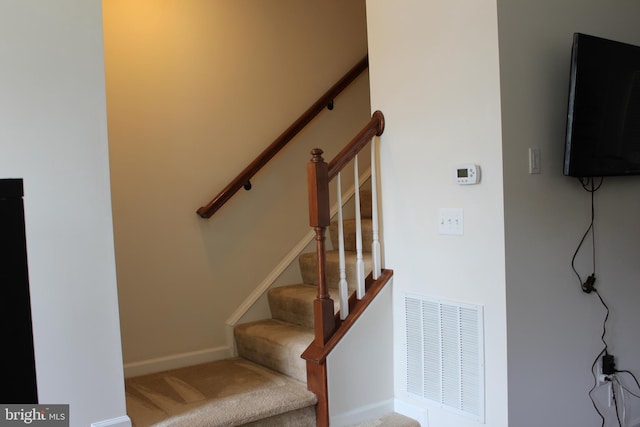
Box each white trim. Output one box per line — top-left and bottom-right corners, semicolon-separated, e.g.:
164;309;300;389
226;323;238;357
224;167;372;332
330;398;395;427
394;398;429;426
354;155;366;299
336;173;349;320
91;416;131;427
123;345;231;378
370;136;382;279
224;230;316;327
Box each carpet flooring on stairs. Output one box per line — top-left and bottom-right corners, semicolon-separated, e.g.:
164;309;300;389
350;413;421;427
125;357;317;427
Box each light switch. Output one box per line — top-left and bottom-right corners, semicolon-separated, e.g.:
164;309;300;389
438;208;463;235
529;147;541;174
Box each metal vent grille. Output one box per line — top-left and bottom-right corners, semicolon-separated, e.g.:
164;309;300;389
404;295;485;421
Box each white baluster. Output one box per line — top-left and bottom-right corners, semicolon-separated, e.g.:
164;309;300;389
371;139;381;279
354;155;365;299
337;173;349;320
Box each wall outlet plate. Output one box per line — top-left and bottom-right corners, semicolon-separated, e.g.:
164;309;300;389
438;208;463;235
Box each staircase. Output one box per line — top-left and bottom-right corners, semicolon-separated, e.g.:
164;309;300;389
234;189;374;385
125;110;413;426
124;191;418;426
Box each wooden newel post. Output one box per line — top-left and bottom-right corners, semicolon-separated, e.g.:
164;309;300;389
307;148;335;345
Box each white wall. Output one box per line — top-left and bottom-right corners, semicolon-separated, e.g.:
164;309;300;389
498;1;640;426
366;0;640;426
365;1;508;426
103;0;371;372
0;1;128;426
328;281;395;426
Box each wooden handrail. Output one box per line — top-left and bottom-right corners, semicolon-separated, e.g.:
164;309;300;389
302;271;393;427
305;110;384;348
303;110;388;427
301;269;393;364
196;55;369;219
328;110;385;180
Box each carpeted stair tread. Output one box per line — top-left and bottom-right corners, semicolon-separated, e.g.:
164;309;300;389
299;250;373;289
329;218;374;253
350;412;421;427
234;319;313;383
126;188;382;426
358;189;373;219
268;284;339;329
125;357;317;427
242;406;316;426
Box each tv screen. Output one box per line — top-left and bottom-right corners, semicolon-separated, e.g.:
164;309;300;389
564;33;640;177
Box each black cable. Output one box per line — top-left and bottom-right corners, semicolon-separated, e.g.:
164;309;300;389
617;370;640;389
571;177;603;293
573;176;640;426
570;217;593;290
613;374;640;401
611;379;623;427
615;370;640;398
593;289;610;353
573;177;610;425
585;289;612;427
588;347;607;427
580;176;604;192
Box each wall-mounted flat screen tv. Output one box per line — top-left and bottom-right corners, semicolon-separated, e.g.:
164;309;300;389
564;33;640;177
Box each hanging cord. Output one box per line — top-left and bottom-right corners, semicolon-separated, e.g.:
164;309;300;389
589;347;608;427
571;177;609;425
571;177;603;293
585;288;611;427
594;289;610;355
612;376;627;427
608;371;640;427
618;378;627;427
615;370;640;398
611;378;623;427
572;177;640;426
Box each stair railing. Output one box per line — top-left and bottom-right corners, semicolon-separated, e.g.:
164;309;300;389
197;56;369;219
302;110;394;426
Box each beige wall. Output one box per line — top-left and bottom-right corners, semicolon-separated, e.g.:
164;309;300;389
103;0;371;370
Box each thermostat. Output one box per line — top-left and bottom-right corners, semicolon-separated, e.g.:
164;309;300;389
455;164;480;185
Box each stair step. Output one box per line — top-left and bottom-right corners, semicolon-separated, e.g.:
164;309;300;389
329;218;374;253
234;319;313;383
299;250;373;289
124;358;317;427
268;284;340;329
359;189;373;219
350;412;421;427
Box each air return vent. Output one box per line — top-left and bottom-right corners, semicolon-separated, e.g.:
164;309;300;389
404;294;485;421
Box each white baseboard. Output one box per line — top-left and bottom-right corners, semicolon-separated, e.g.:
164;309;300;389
123;345;232;378
91;415;131;427
330;399;395;427
394;398;429;427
